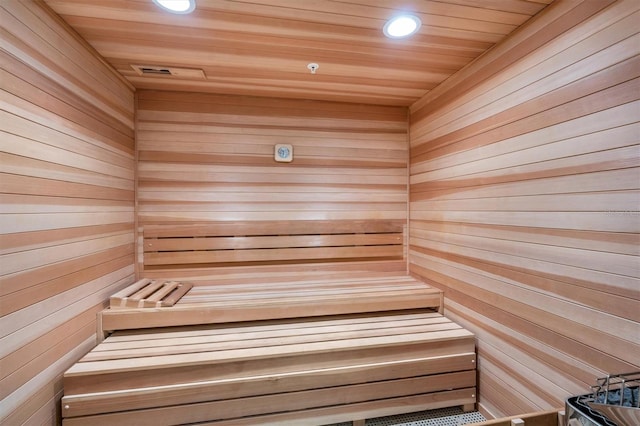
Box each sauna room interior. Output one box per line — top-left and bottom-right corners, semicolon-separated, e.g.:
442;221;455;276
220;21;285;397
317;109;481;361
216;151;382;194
1;0;639;425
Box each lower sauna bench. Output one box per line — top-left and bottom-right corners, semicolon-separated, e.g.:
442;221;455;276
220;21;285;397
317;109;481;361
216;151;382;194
61;310;476;425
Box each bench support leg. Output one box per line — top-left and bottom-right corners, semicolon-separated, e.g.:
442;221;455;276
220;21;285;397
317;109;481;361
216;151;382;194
462;403;475;412
353;420;366;426
557;410;565;426
96;311;107;344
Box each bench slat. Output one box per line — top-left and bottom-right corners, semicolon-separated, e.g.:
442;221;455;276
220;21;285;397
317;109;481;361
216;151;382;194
143;220;404;238
144;245;403;266
92;313;451;349
183;276;426;295
145;233;402;252
142;261;408;281
68;328;473;377
100;290;442;331
160;282;193;306
62;354;476;418
107;311;445;341
129;280;165;301
83;322;465;361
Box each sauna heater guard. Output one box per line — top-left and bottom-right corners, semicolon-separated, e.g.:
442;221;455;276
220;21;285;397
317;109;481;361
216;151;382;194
565;372;640;426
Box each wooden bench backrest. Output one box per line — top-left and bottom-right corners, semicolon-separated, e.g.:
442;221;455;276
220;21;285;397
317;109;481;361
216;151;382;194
141;220;405;272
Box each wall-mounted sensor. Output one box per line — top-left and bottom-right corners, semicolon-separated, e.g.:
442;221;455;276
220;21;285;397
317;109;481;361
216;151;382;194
307;63;319;74
274;144;293;162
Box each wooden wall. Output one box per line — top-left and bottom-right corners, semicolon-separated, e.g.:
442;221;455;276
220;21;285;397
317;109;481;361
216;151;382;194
2;0;638;423
0;1;135;424
136;90;409;278
408;0;639;418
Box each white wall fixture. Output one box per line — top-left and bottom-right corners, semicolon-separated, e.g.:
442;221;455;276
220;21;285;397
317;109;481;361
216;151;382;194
274;144;293;162
383;14;421;39
307;63;319;74
152;0;196;14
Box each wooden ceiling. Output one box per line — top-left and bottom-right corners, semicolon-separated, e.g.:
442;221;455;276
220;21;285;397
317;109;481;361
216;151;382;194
44;0;554;106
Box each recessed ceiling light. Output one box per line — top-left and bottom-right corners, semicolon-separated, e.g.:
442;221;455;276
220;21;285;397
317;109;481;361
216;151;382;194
383;14;421;39
152;0;196;14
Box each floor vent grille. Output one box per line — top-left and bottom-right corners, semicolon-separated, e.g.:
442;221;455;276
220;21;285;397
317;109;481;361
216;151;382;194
327;407;486;426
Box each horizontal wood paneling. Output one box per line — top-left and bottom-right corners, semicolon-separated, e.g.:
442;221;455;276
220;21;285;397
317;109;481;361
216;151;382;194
408;0;639;419
44;0;551;106
0;1;135;424
136;90;408;275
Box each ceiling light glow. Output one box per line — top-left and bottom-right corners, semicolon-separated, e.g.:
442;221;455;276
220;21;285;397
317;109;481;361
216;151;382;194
383;14;421;39
152;0;196;14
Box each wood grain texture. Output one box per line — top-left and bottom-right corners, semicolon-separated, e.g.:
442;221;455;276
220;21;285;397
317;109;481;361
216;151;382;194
408;0;640;419
467;409;562;426
43;0;551;106
6;0;640;423
0;1;135;424
99;274;443;332
62;311;475;424
137;91;408;278
142;220;404;270
136;92;408;218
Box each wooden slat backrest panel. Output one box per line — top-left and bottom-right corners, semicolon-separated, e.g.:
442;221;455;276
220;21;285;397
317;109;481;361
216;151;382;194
142;220;404;270
408;0;639;420
0;1;135;425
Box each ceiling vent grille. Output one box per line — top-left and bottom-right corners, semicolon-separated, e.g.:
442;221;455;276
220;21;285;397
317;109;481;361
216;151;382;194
139;66;172;75
131;65;206;79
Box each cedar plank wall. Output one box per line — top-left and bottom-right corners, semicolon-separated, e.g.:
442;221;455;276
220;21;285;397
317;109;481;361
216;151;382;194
408;0;640;419
0;1;135;424
136;90;408;277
